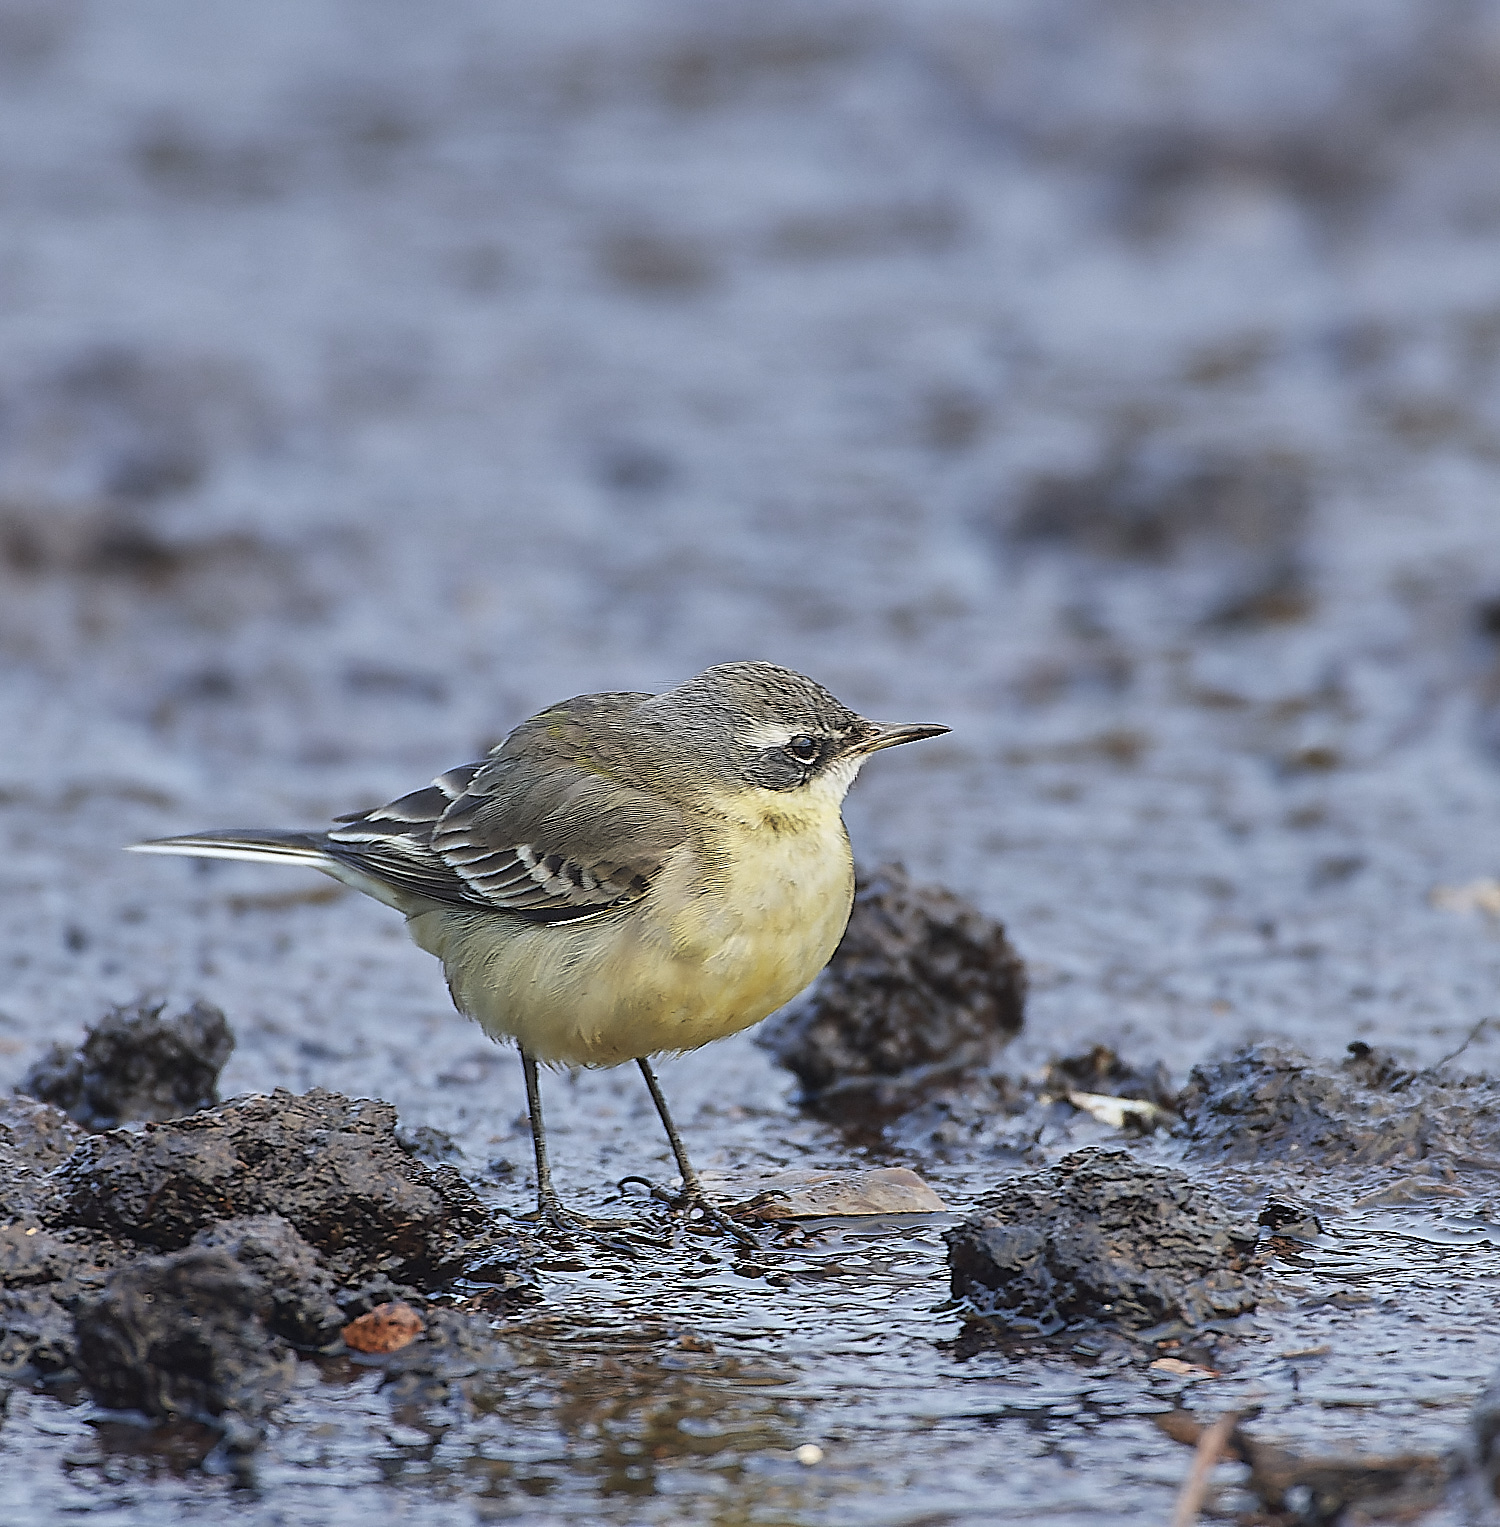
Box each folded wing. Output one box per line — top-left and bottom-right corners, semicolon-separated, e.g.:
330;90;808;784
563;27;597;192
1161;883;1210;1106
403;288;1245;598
325;694;687;922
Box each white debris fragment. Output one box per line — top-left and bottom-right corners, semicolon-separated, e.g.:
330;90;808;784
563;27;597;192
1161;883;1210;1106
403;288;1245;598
1065;1090;1168;1130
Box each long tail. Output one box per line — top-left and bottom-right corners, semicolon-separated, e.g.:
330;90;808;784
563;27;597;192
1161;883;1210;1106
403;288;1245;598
126;829;328;867
126;829;416;911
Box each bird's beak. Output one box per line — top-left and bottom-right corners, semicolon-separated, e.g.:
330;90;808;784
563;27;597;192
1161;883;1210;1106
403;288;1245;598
853;721;951;755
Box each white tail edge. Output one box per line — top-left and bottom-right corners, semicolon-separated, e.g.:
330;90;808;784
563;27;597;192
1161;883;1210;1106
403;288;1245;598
126;834;327;868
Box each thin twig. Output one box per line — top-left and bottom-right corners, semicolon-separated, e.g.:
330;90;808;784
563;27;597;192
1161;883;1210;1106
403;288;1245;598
1169;1411;1240;1527
1436;1016;1496;1069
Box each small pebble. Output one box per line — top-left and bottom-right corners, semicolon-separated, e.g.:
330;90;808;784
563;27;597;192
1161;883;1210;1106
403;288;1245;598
343;1300;425;1354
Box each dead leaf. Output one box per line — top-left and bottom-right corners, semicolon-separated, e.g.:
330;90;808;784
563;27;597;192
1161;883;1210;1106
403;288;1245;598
1150;1357;1220;1379
736;1167;947;1220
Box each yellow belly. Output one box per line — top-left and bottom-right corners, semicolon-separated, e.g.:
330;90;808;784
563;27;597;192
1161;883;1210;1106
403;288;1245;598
406;812;855;1068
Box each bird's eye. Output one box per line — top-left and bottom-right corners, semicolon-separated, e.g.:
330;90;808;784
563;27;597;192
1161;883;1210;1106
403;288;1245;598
787;735;818;763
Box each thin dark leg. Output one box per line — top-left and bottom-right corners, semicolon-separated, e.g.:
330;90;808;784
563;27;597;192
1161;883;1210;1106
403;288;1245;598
629;1058;757;1245
636;1057;703;1202
520;1049;562;1218
520;1051;642;1247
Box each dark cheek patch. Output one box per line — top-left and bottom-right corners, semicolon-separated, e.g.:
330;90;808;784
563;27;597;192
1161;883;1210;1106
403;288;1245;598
745;751;805;792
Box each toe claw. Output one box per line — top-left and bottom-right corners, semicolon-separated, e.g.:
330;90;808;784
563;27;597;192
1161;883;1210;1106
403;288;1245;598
615;1176;760;1245
521;1199;650;1254
616;1173;682;1207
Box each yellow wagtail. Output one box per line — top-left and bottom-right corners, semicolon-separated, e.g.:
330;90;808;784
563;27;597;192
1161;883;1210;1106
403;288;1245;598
130;662;948;1230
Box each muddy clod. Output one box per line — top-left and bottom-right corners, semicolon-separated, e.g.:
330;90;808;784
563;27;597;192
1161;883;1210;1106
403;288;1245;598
946;1149;1261;1336
0;1082;534;1432
21;998;234;1130
75;1246;297;1450
0;1095;118;1379
1176;1041;1500;1167
764;863;1025;1107
0;1228;122;1380
190;1216;345;1349
0;1094;86;1222
49;1086;527;1290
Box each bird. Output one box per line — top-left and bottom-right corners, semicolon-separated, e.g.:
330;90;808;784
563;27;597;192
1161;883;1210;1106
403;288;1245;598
129;661;948;1233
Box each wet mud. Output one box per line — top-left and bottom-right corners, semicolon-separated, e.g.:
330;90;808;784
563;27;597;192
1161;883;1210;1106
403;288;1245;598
1177;1040;1500;1170
9;0;1500;1522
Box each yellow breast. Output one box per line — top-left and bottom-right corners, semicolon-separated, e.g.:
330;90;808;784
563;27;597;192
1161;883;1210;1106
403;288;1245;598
407;788;855;1068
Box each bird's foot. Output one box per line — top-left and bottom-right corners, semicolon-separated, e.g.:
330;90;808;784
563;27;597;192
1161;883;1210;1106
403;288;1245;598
520;1196;650;1255
616;1175;760;1246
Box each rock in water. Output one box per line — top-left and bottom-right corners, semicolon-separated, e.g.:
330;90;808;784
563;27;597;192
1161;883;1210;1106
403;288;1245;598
946;1149;1261;1335
21;998;234;1129
764;863;1026;1106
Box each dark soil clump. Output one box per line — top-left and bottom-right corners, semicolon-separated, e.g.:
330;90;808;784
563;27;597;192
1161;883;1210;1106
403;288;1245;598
75;1245;299;1452
21;998;234;1130
50;1086;515;1288
0;1096;122;1380
1176;1041;1500;1168
764;863;1026;1110
0;1084;536;1445
0;1221;123;1380
0;1093;87;1220
946;1149;1262;1337
190;1215;346;1348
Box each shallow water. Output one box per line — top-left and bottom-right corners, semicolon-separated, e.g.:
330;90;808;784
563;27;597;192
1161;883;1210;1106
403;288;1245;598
6;0;1500;1521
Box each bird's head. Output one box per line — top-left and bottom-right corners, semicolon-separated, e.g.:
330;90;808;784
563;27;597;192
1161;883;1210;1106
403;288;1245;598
639;661;948;819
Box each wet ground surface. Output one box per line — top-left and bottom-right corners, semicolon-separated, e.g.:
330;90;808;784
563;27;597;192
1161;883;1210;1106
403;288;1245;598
8;0;1500;1521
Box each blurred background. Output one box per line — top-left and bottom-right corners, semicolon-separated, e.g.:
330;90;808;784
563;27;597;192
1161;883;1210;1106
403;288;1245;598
5;0;1500;1100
